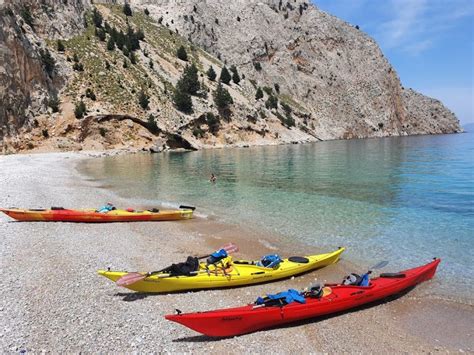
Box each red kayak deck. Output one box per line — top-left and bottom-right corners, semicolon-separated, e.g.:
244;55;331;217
166;259;440;337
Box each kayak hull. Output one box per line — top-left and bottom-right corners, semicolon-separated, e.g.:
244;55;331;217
98;248;345;293
0;208;193;223
165;258;440;337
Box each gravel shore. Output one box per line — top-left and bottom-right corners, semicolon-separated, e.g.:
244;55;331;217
1;152;472;353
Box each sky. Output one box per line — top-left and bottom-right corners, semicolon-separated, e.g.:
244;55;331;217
314;0;474;125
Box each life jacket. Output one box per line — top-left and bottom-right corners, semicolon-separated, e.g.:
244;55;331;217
342;272;370;286
201;256;233;274
257;254;282;269
255;289;306;307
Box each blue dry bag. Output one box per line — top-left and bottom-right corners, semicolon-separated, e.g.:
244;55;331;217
207;249;228;264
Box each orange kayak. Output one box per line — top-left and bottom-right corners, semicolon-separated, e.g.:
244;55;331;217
0;206;194;223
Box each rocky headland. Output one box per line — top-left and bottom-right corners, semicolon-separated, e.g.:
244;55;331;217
0;0;462;154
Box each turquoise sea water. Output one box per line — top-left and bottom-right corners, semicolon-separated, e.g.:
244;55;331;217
80;133;474;301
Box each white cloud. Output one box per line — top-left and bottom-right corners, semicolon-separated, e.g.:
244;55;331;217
375;0;474;55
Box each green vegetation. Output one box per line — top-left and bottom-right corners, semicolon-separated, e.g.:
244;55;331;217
263;86;273;95
207;66;216;81
274;83;280;94
177;64;200;95
173;86;193;113
206;112;220;134
95;28;106;41
265;95;278;109
255;87;263;100
92;8;103;28
39;48;55;77
219;66;231;85
74;101;87;118
253;62;262;71
123;3;132;17
147;114;158;132
213;82;233;112
230;65;240;85
57;40;65;52
107;37;115;51
20;6;34;29
144;8;150;16
177;45;188;61
85;88;96;101
48;95;60;113
138;91;149;109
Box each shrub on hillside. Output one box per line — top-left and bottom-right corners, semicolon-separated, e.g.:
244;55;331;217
74;101;87;119
177;45;188;61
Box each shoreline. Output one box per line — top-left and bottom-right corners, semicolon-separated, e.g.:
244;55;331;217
1;151;472;352
1;130;466;158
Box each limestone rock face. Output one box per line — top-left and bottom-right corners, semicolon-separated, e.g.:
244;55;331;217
0;1;88;142
138;0;462;139
0;0;462;153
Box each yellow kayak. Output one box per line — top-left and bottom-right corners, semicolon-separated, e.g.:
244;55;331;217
97;247;344;293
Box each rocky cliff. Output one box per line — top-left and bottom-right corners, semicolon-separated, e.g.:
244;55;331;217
0;0;462;153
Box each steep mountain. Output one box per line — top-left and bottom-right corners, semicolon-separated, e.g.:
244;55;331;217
0;0;462;154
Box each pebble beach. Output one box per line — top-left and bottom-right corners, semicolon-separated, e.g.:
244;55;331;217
1;152;473;353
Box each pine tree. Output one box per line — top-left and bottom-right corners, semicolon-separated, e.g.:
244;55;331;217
144;8;150;16
214;82;233;111
123;3;132;16
176;45;188;61
177;64;200;95
107;37;115;51
207;66;216;81
230;65;241;85
173;82;193;113
255;87;264;100
219;66;231;85
92;8;103;27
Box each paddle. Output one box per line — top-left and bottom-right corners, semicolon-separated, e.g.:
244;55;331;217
368;260;389;273
116;243;239;287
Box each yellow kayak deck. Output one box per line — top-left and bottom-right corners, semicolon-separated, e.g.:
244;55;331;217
98;247;345;293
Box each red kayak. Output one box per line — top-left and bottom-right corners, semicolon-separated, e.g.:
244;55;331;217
166;258;440;337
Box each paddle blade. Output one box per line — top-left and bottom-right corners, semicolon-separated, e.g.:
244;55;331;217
222;242;239;254
116;272;147;287
370;260;389;270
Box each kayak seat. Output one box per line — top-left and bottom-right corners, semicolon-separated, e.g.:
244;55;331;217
148;208;159;213
288;256;309;264
379;273;406;278
51;206;65;210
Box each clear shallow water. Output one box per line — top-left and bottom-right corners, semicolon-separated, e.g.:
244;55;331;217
80;133;474;300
